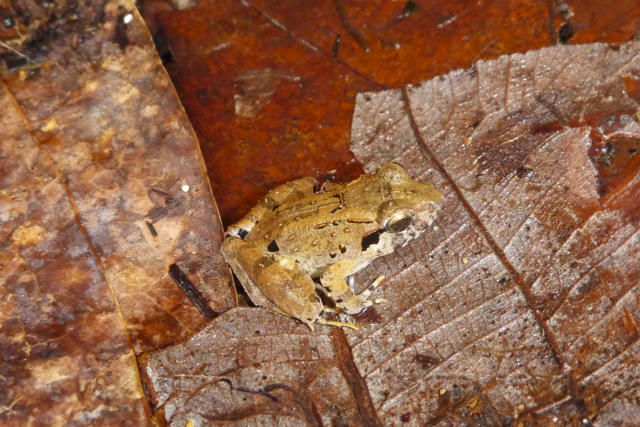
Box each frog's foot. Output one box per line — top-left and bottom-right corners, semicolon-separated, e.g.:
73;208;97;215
318;318;360;331
327;285;372;315
320;259;377;315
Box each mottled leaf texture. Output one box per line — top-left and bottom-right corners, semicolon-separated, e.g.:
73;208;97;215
349;41;640;425
141;308;378;426
0;1;234;352
0;1;233;425
0;83;148;425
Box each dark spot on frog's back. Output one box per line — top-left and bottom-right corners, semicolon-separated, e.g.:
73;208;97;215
267;240;279;252
361;228;385;251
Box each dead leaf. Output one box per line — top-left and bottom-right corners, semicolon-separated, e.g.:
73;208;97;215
141;307;378;426
0;84;149;426
1;1;233;424
4;0;640;425
350;41;640;425
143;41;640;425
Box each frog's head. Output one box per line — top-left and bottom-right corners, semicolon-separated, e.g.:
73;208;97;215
374;162;442;245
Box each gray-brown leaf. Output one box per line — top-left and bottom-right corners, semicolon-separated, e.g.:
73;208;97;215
350;41;640;425
141;307;378;426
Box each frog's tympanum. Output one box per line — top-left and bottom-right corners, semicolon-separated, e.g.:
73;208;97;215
222;162;442;329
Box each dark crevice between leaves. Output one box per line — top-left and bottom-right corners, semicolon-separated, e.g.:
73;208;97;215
230;270;255;307
151;25;175;66
169;263;221;320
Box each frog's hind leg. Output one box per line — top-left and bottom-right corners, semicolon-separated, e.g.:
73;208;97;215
221;237;323;329
319;258;373;315
226;177;317;239
222;241;276;311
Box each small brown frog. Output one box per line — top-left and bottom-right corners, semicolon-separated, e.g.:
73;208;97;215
222;162;442;329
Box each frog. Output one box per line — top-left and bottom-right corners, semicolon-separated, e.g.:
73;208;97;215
221;162;443;330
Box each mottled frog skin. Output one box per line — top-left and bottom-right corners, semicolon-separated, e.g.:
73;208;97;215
222;162;442;329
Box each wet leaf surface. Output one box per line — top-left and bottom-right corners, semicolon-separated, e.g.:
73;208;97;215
1;1;233;424
0;84;149;426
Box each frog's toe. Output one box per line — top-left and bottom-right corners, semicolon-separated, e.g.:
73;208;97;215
304;321;315;332
339;297;372;315
318;318;360;331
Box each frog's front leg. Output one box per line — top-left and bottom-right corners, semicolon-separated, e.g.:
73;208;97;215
320;258;374;315
222;237;324;329
227;177;317;239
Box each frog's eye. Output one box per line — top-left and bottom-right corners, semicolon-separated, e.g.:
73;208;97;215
384;210;413;233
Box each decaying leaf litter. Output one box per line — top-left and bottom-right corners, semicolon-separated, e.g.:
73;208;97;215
0;1;231;425
144;41;640;425
2;0;640;425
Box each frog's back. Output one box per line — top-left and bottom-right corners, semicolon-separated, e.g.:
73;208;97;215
246;176;387;278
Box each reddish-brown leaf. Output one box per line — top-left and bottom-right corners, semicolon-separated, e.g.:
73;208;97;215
152;0;640;228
